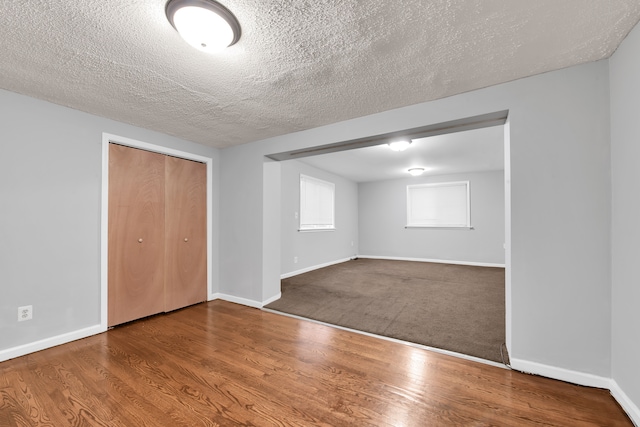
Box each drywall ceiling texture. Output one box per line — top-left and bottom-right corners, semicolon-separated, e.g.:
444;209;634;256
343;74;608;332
0;1;639;148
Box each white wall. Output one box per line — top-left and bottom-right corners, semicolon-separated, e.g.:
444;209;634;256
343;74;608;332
221;59;612;379
0;89;220;356
610;21;640;419
280;160;358;275
359;170;504;265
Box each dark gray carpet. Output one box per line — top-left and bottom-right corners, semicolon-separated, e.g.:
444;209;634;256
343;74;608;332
265;258;507;363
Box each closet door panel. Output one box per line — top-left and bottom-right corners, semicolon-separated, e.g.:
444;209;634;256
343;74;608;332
164;156;207;312
108;144;166;327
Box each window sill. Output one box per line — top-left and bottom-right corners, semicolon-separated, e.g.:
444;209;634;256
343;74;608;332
298;228;336;233
405;226;474;230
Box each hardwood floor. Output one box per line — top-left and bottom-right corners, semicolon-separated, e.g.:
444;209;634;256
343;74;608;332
0;301;631;426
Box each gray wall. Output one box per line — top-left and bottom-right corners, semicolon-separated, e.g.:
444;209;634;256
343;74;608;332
610;21;640;412
221;59;612;378
280;160;358;275
0;89;220;353
359;170;505;265
262;159;282;301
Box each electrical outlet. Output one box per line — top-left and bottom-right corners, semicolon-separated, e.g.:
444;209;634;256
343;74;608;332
294;256;298;264
18;305;32;322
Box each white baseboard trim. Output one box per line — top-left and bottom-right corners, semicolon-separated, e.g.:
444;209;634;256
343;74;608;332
0;324;105;363
357;255;505;268
262;293;281;306
510;358;611;389
210;292;280;309
610;380;640;426
504;359;640;424
280;257;352;279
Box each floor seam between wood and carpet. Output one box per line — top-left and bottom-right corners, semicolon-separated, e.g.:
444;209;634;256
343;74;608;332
265;258;508;364
261;307;508;369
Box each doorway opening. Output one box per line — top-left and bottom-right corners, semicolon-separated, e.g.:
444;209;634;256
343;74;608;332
262;111;512;365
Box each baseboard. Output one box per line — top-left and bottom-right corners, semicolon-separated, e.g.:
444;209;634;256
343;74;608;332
610;380;640;426
210;292;280;309
262;293;281;306
280;257;352;279
0;324;105;363
510;358;611;389
510;358;640;423
0;293;280;363
357;255;505;268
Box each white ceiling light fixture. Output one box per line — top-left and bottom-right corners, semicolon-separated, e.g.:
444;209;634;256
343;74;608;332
388;139;412;152
166;0;241;53
408;168;425;176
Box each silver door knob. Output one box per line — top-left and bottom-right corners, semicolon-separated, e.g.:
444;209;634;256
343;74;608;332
184;238;188;242
138;238;143;243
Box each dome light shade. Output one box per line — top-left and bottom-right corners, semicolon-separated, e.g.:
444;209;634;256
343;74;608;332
166;0;241;52
388;140;411;152
408;168;425;176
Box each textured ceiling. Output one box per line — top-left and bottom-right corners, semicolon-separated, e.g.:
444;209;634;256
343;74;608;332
1;1;639;148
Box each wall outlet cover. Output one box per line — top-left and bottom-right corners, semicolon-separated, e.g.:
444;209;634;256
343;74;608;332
18;305;33;321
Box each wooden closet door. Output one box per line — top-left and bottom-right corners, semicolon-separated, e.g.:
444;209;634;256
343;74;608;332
108;144;166;327
164;156;207;312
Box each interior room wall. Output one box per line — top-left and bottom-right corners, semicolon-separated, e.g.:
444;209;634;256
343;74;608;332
262;159;282;303
222;59;612;380
0;89;220;357
609;20;640;418
358;170;505;265
280;159;358;276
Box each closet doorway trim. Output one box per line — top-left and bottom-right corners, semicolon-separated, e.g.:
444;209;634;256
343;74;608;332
100;133;213;331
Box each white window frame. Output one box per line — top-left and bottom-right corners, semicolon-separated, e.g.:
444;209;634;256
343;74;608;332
299;174;335;232
406;181;471;229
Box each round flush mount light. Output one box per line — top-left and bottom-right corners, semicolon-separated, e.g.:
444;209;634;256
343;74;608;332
388;139;412;152
408;168;425;176
166;0;241;53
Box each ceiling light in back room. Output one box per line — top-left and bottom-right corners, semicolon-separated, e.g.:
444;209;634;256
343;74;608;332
408;168;425;176
166;0;241;53
388;140;412;152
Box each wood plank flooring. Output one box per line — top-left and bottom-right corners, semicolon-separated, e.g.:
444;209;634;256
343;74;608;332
0;300;632;426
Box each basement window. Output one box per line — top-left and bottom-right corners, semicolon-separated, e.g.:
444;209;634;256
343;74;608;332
299;174;335;231
406;181;471;229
